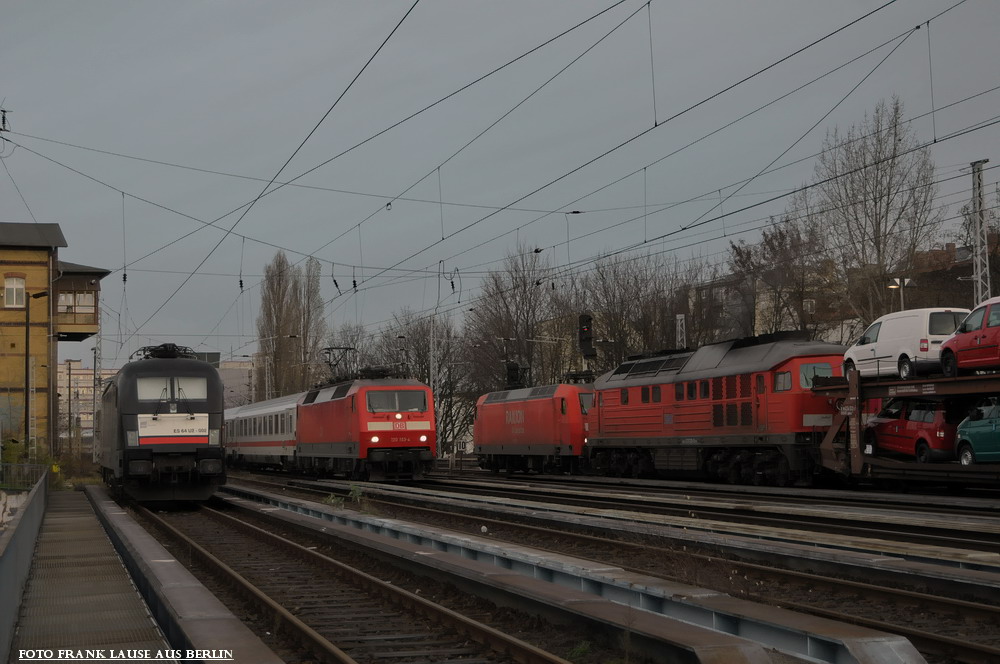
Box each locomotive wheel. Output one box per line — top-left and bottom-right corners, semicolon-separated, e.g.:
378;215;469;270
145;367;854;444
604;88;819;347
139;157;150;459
726;461;742;485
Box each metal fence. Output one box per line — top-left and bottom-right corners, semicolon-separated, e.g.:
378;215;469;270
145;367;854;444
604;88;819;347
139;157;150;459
0;464;48;490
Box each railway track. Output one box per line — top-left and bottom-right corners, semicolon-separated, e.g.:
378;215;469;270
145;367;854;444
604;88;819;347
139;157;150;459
230;476;1000;664
417;476;1000;553
133;502;572;664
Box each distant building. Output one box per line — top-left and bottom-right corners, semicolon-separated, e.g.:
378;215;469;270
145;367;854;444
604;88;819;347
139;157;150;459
219;360;253;408
56;359;118;459
0;222;108;460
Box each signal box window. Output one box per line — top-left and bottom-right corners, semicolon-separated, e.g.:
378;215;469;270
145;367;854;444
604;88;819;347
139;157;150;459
652;386;661;403
641;386;650;403
774;372;792;392
620;388;629;405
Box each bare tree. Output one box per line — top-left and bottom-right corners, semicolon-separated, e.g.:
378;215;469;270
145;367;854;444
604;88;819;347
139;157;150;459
464;245;553;392
256;252;299;399
728;198;830;338
812;97;941;326
256;252;326;398
295;257;327;389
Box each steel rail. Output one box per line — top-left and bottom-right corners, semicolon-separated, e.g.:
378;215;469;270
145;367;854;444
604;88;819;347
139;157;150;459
136;505;357;664
232;478;1000;663
140;502;571;664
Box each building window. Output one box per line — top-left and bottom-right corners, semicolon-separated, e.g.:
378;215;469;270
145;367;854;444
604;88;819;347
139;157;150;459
4;277;25;308
803;298;816;314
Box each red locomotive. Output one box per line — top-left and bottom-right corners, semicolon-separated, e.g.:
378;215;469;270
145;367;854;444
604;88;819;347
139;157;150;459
474;383;593;474
588;333;845;485
225;376;436;480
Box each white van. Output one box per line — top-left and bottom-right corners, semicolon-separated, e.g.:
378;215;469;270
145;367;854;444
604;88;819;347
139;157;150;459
843;307;970;379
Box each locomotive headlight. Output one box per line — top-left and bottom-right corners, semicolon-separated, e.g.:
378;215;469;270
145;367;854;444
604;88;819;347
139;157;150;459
209;429;220;446
584;437;588;444
126;431;139;447
371;435;380;443
419;435;427;442
395;413;402;420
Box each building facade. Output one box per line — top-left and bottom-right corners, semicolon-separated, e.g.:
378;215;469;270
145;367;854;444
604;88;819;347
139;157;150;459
0;223;107;460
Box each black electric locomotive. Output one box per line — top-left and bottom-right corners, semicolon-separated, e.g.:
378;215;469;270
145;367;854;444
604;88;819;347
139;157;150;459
97;343;225;501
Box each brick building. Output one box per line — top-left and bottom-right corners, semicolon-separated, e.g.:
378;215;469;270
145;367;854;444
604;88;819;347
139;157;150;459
0;223;108;460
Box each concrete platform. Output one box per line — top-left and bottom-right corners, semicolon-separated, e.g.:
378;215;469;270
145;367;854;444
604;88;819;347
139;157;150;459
8;491;169;659
7;489;282;664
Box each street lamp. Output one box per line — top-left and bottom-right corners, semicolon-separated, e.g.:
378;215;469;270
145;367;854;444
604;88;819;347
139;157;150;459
24;290;48;459
887;278;914;311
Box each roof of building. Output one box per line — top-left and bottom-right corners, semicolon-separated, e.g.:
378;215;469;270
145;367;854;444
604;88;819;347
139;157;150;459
0;223;68;248
58;260;111;277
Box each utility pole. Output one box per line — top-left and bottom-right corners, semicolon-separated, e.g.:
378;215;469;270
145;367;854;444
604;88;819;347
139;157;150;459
66;360;73;458
92;344;100;463
972;159;991;304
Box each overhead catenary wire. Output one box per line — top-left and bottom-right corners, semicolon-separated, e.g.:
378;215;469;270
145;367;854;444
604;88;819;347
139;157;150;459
0;150;38;223
124;0;423;344
323;0;906;314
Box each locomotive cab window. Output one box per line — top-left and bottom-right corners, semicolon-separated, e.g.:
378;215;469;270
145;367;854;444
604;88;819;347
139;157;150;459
687;382;696;400
136;376;207;401
579;393;594;414
652;385;661;403
561;398;567;414
620;388;629;405
756;374;765;394
774;372;792;392
799;363;832;389
641;386;650;403
699;381;709;399
675;383;684;401
368;390;427;413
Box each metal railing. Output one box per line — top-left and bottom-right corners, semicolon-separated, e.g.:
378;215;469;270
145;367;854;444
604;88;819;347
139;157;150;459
0;464;48;490
1;467;48;663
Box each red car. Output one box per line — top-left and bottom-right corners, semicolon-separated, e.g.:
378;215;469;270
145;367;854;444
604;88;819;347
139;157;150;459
940;296;1000;376
862;398;970;462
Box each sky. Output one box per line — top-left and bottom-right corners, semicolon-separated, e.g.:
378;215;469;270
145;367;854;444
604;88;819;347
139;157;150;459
1;0;998;370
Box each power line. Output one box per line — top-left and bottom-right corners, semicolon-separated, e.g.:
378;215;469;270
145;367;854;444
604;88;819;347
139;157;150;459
125;0;423;342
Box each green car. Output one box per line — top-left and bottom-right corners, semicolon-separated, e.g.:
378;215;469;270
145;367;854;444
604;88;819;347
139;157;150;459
955;397;1000;464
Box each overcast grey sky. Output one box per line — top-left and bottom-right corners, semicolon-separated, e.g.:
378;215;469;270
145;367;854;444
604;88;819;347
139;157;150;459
1;1;997;369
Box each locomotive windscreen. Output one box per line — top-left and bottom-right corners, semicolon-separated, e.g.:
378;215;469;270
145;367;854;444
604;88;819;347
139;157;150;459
367;390;427;412
136;376;208;401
